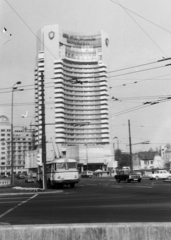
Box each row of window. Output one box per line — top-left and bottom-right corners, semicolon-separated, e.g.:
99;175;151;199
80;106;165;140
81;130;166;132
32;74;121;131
1;161;25;164
1;155;26;159
1;129;32;135
0;167;24;170
62;84;107;90
57;88;107;94
64;138;109;141
54;100;108;104
64;134;108;137
62;66;104;72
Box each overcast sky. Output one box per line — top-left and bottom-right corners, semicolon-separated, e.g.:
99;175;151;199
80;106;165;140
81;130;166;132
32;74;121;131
1;0;171;153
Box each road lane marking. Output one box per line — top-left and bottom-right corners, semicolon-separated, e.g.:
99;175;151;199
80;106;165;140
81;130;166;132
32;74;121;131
0;201;26;204
0;196;32;200
0;194;38;219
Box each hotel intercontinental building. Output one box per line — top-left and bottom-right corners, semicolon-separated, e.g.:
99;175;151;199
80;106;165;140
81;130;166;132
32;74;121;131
34;24;114;172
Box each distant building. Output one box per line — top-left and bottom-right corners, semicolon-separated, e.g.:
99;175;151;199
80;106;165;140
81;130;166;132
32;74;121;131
34;24;114;171
0;115;35;176
132;151;164;170
161;145;171;168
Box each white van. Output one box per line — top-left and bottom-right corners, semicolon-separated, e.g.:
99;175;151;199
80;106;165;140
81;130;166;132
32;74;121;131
81;171;93;178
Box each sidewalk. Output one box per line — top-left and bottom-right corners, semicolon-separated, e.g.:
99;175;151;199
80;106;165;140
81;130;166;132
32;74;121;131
0;179;63;195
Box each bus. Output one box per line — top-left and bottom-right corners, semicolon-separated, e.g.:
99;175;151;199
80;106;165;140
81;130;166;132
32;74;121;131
38;158;80;188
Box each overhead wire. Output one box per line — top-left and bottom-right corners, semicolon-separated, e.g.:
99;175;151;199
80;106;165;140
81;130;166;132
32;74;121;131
110;0;171;35
4;0;171;84
115;0;167;56
3;0;171;99
111;97;171;117
4;0;171;125
0;67;171;94
4;0;57;61
108;60;170;74
108;65;167;79
109;73;171;89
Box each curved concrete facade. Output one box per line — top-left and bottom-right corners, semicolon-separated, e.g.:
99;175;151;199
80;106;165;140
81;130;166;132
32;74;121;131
34;24;113;168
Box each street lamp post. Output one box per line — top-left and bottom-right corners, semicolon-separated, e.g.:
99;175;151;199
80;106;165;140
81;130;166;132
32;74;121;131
11;81;23;186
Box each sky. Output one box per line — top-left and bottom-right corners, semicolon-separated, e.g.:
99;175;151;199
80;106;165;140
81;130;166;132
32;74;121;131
1;0;171;153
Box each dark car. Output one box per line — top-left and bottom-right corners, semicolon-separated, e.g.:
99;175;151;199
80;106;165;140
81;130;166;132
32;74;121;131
25;176;34;183
115;170;142;183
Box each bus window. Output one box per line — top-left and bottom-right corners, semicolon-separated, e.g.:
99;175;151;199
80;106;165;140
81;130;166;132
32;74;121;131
67;162;77;169
56;163;66;169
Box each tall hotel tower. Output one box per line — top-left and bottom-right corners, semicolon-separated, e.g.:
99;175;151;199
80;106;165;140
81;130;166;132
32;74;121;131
34;24;113;171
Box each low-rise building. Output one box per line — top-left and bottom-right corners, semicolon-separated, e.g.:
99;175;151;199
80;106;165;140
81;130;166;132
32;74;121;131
132;151;164;170
0;115;35;176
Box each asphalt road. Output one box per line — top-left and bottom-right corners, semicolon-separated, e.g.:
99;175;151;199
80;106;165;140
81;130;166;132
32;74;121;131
0;178;171;225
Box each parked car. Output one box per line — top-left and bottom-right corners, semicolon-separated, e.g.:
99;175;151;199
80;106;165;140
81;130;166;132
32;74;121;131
25;176;35;183
16;174;25;179
81;171;93;178
0;175;7;178
149;170;171;180
115;170;142;183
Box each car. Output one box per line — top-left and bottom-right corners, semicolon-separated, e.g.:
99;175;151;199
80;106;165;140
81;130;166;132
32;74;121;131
1;175;7;178
16;174;25;179
115;170;142;183
134;171;143;178
25;176;35;183
149;170;171;180
81;171;93;178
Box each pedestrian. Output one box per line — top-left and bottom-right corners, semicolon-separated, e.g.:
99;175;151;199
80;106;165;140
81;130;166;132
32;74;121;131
107;171;109;177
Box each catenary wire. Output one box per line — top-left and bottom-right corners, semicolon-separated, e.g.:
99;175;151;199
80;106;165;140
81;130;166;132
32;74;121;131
115;0;167;56
110;0;171;35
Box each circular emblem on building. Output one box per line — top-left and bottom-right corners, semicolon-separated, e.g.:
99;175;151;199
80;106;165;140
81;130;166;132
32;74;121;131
105;38;109;46
0;115;9;122
49;31;55;40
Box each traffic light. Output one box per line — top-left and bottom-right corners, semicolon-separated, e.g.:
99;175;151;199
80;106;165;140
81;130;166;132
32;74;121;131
37;153;42;166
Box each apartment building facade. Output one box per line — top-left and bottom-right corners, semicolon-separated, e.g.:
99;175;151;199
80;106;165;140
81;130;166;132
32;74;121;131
0;115;35;176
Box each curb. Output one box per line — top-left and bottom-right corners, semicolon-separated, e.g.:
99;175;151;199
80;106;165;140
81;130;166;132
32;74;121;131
0;223;171;240
0;190;63;196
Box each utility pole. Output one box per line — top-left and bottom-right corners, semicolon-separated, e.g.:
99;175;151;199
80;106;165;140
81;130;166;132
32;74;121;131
41;72;47;190
86;143;88;171
128;119;133;170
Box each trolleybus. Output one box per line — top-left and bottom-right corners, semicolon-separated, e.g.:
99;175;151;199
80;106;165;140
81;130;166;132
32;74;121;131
38;158;80;188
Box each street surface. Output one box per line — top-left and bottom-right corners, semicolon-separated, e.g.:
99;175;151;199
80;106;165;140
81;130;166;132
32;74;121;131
0;177;171;224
